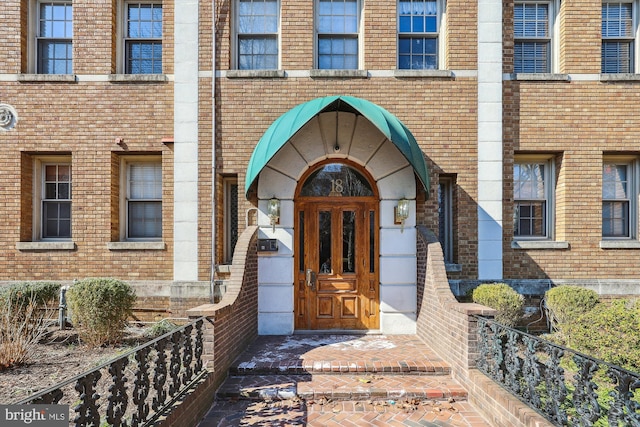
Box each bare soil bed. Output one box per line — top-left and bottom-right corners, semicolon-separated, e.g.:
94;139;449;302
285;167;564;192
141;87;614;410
0;325;151;404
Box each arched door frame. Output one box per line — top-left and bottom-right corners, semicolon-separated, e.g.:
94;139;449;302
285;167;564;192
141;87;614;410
293;159;380;331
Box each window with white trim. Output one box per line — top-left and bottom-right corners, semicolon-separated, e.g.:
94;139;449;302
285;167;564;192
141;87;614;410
36;1;73;74
125;160;162;239
38;160;72;239
124;2;163;74
514;1;555;73
602;159;637;238
514;158;554;238
236;0;279;70
602;1;636;73
397;0;443;70
316;0;360;69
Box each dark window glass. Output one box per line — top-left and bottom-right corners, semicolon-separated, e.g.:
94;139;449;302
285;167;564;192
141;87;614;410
300;164;373;197
126;3;163;74
318;211;332;273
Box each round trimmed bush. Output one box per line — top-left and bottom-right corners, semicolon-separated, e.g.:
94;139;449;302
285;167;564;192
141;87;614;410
545;285;599;327
67;278;136;347
472;283;524;328
562;299;640;372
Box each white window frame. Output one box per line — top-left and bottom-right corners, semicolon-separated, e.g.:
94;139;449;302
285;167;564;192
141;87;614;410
601;0;638;73
31;0;73;74
120;156;162;241
513;155;555;240
33;156;72;241
602;156;638;239
118;1;163;74
397;0;446;70
513;0;559;74
314;0;363;69
233;0;281;70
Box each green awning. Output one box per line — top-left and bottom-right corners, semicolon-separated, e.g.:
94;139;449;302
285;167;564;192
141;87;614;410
245;95;430;197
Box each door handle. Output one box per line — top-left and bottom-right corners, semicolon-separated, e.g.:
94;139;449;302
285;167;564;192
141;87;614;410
305;269;317;289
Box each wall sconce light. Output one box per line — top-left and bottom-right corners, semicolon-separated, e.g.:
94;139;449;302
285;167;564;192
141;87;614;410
267;198;280;232
395;198;410;232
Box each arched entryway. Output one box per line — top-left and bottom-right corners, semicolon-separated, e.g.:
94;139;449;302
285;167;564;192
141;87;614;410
294;161;379;331
245;96;430;335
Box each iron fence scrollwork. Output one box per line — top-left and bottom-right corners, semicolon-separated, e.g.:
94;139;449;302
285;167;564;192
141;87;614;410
474;315;640;426
14;316;208;427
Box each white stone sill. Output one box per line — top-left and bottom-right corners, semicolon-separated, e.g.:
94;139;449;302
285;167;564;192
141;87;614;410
16;241;76;251
108;74;168;83
107;241;166;250
600;240;640;249
17;74;77;83
599;73;640;82
511;240;569;250
512;73;570;81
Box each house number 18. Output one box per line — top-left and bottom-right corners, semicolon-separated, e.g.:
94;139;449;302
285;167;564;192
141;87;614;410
331;179;344;194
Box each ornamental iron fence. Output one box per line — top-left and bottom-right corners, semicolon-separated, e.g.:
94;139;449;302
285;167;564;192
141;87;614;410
15;316;206;427
474;315;640;426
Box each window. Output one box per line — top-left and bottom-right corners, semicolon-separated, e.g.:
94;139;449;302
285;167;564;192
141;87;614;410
438;176;454;262
236;0;279;70
223;178;239;263
514;158;554;238
126;161;162;239
125;2;163;74
316;0;360;69
398;0;442;70
37;1;73;74
602;2;635;73
514;1;553;73
602;160;637;238
41;162;72;239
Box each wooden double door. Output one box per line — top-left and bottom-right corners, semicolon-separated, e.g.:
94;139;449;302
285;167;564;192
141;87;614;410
294;198;379;330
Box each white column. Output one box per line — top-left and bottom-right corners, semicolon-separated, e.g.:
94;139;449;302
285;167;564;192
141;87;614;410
174;1;199;281
477;0;503;280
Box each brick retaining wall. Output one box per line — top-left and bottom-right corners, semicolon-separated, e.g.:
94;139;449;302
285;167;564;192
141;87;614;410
416;226;552;427
161;226;259;427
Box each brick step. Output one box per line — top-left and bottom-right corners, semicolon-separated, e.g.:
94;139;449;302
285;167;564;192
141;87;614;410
230;358;451;376
216;373;468;402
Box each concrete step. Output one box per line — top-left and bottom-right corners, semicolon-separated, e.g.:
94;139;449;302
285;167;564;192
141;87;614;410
216;373;468;402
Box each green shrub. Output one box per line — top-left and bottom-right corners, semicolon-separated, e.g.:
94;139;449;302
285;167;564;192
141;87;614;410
67;278;136;347
472;283;524;328
562;299;640;372
144;319;178;338
0;282;60;311
545;285;599;327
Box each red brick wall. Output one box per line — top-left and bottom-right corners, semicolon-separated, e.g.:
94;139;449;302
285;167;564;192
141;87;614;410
416;226;551;427
176;226;260;427
215;77;479;277
0;0;175;282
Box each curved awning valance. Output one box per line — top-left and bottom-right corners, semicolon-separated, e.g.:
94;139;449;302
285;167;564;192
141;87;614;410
245;95;430;197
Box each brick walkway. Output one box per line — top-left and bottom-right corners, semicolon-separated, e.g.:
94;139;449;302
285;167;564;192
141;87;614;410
197;335;492;426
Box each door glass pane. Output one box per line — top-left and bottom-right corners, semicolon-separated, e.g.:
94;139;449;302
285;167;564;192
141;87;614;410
300;163;374;197
299;211;305;271
343;210;356;273
369;210;375;273
319;211;332;273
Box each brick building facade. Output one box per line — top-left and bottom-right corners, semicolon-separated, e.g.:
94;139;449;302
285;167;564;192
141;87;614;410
0;0;638;332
